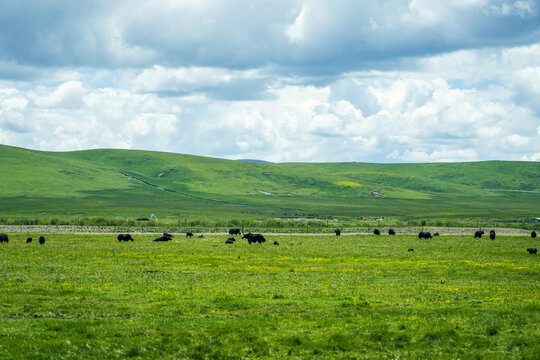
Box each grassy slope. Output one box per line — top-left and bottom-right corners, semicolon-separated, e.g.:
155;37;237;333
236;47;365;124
0;144;539;220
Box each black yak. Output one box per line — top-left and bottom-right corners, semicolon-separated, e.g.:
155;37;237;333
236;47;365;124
0;233;8;243
489;230;496;240
26;237;32;243
153;233;173;242
242;233;266;244
388;229;396;235
117;234;134;242
273;241;279;245
474;230;484;238
418;231;432;239
198;235;204;238
532;231;537;238
526;248;537;255
229;228;241;236
335;229;341;236
225;237;235;244
407;248;414;252
39;236;45;245
186;232;193;238
373;229;381;235
433;232;440;236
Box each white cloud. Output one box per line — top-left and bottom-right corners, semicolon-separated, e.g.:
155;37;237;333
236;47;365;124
1;2;540;163
505;133;530;147
285;5;309;43
33;81;88;108
389;148;479;162
1;68;540;162
521;152;540;161
133;66;233;93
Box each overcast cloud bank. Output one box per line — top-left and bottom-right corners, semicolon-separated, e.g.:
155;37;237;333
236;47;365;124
1;0;539;162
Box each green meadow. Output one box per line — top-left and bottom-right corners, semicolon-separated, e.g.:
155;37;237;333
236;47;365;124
0;232;538;359
1;144;539;223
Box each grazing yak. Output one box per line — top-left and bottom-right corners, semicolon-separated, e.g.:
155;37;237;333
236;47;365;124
489;230;496;240
117;234;134;242
229;228;241;236
407;248;414;252
186;232;193;238
38;236;45;245
26;237;32;243
474;230;484;238
242;233;266;244
526;248;537;255
418;231;432;239
225;237;235;244
198;235;204;238
373;229;381;235
433;232;440;236
153;232;173;242
532;231;537;238
388;229;396;235
0;233;8;243
335;229;341;236
273;241;279;246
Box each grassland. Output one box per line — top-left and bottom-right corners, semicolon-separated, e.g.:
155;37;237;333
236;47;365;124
0;232;538;359
0;144;539;223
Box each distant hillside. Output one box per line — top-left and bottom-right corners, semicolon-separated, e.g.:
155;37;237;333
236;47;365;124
0;144;538;221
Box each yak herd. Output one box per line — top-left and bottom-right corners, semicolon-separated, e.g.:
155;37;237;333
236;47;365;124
0;229;537;255
1;233;45;244
113;228;537;255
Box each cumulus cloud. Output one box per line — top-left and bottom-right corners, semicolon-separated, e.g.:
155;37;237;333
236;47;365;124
1;0;539;73
1;1;540;162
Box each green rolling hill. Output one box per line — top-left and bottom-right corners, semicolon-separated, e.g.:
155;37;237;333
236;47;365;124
0;144;538;222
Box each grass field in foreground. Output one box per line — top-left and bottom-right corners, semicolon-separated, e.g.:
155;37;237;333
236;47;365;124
0;232;539;359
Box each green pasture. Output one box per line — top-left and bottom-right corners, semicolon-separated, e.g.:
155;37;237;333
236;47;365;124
1;232;538;359
1;144;539;222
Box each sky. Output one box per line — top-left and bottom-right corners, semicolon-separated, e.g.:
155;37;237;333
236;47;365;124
1;0;540;163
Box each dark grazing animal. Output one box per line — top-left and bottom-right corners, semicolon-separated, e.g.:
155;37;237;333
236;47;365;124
489;230;496;240
229;228;241;235
407;248;414;252
433;232;440;236
335;229;341;236
0;233;8;243
186;232;193;238
225;237;235;244
117;234;134;242
198;235;204;238
474;230;484;238
153;233;173;242
242;233;266;244
388;229;395;235
38;236;45;245
373;229;381;235
26;237;32;243
273;241;279;245
526;248;537;255
418;231;432;239
532;231;537;238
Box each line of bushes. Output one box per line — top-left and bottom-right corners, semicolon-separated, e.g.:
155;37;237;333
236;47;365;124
0;217;537;230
